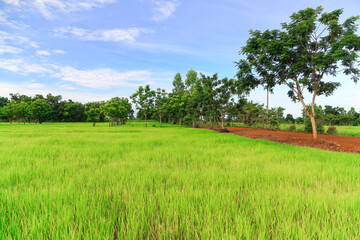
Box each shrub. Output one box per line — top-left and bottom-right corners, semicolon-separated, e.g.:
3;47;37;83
288;124;296;132
327;126;337;135
304;117;325;134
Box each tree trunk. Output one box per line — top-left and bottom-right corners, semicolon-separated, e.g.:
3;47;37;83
145;113;147;127
309;115;318;141
266;88;269;114
160;115;162;128
221;114;225;129
192;120;195;128
209;116;213;129
200;116;203;127
179;118;181;127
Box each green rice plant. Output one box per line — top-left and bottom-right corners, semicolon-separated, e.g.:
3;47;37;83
0;122;360;239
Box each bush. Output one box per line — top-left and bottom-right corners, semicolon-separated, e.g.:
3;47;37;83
288;124;296;132
304;117;325;134
327;126;337;135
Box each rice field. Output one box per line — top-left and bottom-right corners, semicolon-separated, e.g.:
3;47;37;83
1;122;360;239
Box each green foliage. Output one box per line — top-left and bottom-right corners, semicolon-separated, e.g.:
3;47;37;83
295;117;304;124
101;97;132;126
285;114;295;124
305;118;325;134
30;99;51;123
185;69;198;88
131;85;155;127
85;108;100;125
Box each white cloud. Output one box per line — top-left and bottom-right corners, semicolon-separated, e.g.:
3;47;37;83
0;82;116;103
58;84;76;90
152;1;180;22
54;27;151;42
0;57;173;90
0;44;22;54
0;59;54;74
0;10;26;29
26;82;46;89
3;0;20;6
36;50;51;56
0;30;39;49
3;0;116;19
52;49;66;54
59;67;152;89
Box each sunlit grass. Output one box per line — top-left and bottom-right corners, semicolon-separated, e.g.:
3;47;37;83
1;122;360;239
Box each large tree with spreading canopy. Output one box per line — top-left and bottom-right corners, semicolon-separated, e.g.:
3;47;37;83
236;6;360;140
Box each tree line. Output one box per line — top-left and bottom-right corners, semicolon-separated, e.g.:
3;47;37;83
0;93;133;126
130;70;289;130
0;70;359;129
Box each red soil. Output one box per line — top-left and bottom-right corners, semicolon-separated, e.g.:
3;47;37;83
202;126;360;154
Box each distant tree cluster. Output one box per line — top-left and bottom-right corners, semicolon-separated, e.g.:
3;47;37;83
0;94;133;126
130;69;287;129
304;105;360;128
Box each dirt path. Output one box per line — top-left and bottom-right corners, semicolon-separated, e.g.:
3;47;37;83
201;126;360;154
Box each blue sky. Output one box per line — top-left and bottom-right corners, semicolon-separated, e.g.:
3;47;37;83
0;0;359;117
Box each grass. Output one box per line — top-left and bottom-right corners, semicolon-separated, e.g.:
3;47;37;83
1;122;360;239
280;124;360;137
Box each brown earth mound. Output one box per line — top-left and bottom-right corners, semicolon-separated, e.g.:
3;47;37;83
201;126;360;154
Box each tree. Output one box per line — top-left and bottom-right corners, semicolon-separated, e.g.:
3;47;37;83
2;102;15;124
62;100;86;122
184;70;202;128
46;94;62;122
214;77;241;129
85;102;105;122
185;69;198;88
155;88;167;128
171;73;187;127
131;85;155;127
0;97;9;107
295;117;304;124
285;114;295;124
101;97;132;126
239;101;264;126
236;6;360;140
201;74;218;129
86;108;100;127
30;99;51;123
172;73;185;93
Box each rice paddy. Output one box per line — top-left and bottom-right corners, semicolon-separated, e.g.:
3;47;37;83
1;122;360;239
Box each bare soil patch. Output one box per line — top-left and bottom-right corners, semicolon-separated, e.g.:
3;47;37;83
201;125;360;154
